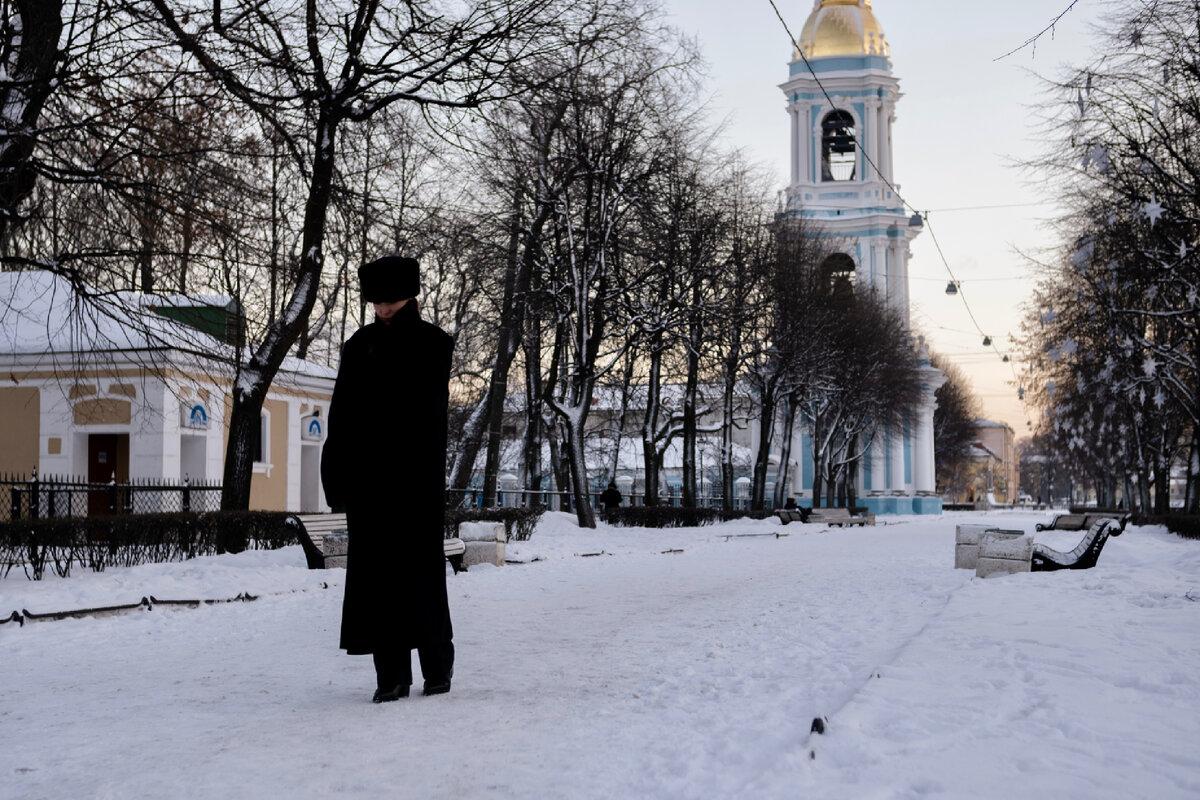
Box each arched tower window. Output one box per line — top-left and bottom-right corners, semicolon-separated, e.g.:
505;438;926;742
821;110;857;182
821;253;857;301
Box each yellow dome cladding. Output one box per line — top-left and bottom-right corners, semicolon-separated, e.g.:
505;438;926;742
797;0;890;60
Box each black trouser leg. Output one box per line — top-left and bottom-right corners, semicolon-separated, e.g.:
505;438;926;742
372;648;413;690
417;640;454;685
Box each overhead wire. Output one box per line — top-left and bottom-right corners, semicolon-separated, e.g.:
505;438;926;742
766;0;1029;418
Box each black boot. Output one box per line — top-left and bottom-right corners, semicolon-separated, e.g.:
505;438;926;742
422;679;451;696
372;684;410;704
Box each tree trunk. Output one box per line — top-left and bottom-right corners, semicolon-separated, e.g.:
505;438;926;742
449;392;490;495
811;419;825;509
0;2;63;249
847;435;859;509
641;342;664;506
681;273;704;506
563;415;596;529
220;115;338;535
751;390;776;512
772;394;797;509
681;340;700;509
547;421;571;513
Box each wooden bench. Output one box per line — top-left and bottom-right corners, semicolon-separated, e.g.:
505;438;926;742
1035;513;1088;532
288;514;467;573
1032;519;1116;572
809;508;875;527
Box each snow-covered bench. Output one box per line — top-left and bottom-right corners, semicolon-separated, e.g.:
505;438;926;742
1031;518;1116;572
1034;513;1087;532
775;507;873;526
1036;512;1129;535
288;514;466;573
809;508;875;527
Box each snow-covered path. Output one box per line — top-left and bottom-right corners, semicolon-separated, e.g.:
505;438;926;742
3;513;1198;799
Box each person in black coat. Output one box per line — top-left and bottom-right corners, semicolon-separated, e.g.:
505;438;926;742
600;480;622;511
321;255;455;703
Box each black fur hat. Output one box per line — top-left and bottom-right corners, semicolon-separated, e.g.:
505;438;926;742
358;255;420;303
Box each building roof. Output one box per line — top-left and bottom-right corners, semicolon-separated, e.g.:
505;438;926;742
798;0;890;60
974;419;1014;432
0;270;334;383
970;443;1001;462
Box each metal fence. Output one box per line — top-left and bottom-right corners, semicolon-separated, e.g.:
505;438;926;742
447;488;753;512
0;473;223;523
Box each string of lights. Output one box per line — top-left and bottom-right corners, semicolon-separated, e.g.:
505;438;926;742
766;0;1029;415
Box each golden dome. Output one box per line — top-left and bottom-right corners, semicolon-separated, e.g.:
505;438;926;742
797;0;890;60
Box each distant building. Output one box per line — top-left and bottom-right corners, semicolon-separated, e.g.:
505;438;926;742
971;419;1019;504
0;270;334;514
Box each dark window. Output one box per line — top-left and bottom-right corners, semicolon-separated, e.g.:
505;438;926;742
821;110;857;182
252;412;268;463
822;253;857;301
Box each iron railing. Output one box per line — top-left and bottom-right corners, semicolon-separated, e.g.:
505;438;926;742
447;488;753;512
0;472;222;523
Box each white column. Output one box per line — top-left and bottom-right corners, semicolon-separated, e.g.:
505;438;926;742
889;426;905;492
864;98;880;182
790;107;799;185
797;104;811;185
884;109;896;184
286;398;301;512
913;400;934;494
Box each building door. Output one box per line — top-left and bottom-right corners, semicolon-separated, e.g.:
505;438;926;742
88;434;129;515
300;444;320;513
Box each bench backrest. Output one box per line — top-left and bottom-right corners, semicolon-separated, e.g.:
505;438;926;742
1070;519;1113;560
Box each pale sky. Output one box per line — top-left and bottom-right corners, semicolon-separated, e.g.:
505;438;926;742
661;0;1104;436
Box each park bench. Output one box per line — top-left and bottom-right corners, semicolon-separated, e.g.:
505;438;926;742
288;513;467;573
1035;513;1088;532
1031;518;1116;572
809;508;875;527
774;508;810;525
1036;512;1129;535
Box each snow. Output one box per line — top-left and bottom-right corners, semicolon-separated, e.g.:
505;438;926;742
3;512;1198;799
0;270;335;382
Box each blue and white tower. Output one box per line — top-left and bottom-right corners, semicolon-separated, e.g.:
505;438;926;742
772;0;944;514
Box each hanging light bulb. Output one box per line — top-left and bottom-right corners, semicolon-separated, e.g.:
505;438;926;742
945;281;959;295
982;335;993;347
1018;386;1026;400
1002;355;1010;363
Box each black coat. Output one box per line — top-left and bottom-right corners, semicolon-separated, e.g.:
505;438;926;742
320;302;454;655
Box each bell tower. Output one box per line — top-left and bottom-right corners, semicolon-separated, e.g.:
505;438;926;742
779;0;921;323
771;1;945;515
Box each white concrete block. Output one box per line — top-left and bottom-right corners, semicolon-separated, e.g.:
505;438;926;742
463;540;505;567
954;524;993;570
975;531;1033;578
458;521;506;543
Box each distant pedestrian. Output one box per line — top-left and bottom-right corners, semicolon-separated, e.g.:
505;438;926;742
321;255;455;704
784;497;798;510
600;480;623;511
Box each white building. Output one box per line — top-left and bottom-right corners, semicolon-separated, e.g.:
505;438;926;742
767;0;944;514
0;270;334;514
